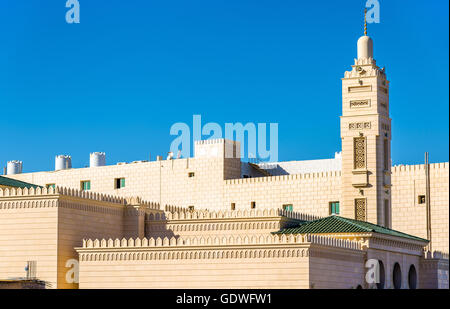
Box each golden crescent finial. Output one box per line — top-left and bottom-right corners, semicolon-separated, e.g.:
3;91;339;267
364;8;367;36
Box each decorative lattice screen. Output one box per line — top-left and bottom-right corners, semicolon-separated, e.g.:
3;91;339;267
354;137;366;169
355;198;366;221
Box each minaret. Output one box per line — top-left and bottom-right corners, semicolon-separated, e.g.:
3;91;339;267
340;9;392;227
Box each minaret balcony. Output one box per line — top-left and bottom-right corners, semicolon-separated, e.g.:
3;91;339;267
383;171;391;188
352;170;369;188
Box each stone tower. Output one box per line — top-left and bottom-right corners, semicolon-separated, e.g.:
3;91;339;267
340;15;392;227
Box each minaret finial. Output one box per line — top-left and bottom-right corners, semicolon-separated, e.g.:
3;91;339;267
364;8;367;36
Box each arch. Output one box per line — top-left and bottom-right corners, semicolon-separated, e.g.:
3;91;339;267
408;264;417;289
376;260;385;289
392;263;402;289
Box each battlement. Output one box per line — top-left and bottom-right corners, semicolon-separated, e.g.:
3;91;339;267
225;170;341;185
164;205;189;213
0;186;161;210
424;251;449;260
80;233;362;251
124;196;160;210
194;138;240;159
392;162;449;173
194;138;238;146
156;208;320;222
0;186;125;204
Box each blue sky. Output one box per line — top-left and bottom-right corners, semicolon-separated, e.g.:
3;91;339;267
0;0;448;172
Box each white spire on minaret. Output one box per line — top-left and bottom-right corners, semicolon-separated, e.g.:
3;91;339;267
357;8;374;60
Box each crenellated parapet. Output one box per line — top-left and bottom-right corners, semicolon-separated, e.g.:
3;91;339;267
145;208;320;238
77;234;363;264
392;162;449;173
424;251;449;260
79;233;362;251
157;208;320;222
0;186;164;210
194;139;235;146
164;204;189;213
146;208;320;223
343;58;387;79
0;186;126;204
225;171;341;185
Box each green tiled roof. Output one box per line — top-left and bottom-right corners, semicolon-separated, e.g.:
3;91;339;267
0;175;41;189
273;215;428;242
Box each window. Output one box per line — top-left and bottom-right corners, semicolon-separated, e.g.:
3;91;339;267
81;180;91;191
383;138;389;170
418;195;426;204
376;260;385;289
393;263;402;289
46;184;55;189
283;204;293;212
251;201;256;209
329;201;340;215
353;137;366;169
115;178;125;189
231;203;236;210
243;175;250;178
188;206;195;212
188;172;195;177
384;199;390;228
408;265;417;289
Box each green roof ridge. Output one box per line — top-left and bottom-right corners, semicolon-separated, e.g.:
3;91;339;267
333;216;374;232
274;215;428;242
336;216;428;241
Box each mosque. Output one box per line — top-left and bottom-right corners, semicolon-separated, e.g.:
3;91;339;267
0;13;448;289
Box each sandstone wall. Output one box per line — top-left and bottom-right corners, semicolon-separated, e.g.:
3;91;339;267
76;234;362;289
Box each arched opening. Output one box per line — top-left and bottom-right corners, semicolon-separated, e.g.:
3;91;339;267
356;285;363;289
393;263;402;289
408;265;417;289
376;260;385;289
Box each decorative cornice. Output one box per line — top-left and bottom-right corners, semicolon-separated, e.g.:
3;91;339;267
79;234;362;250
146;220;282;234
76;234;363;262
0;186;125;204
152;208;321;222
0;187;161;213
224;171;341;185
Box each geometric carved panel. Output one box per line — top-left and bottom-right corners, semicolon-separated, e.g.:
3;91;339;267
350;99;370;108
353;137;366;169
355;198;366;221
349;122;371;130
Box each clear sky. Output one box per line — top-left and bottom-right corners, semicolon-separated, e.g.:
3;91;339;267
0;0;448;172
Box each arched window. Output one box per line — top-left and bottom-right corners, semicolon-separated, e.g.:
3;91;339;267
408;265;417;289
376;260;385;289
393;263;402;289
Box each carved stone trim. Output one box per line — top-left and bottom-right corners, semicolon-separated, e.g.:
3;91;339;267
349;122;371;130
355;198;367;221
350;100;370;108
